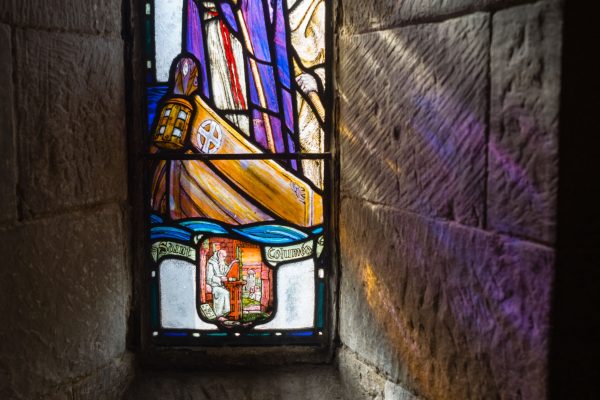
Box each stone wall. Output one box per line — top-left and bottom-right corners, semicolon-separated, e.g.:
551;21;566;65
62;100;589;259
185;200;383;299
0;2;133;399
125;366;345;400
0;0;568;398
336;1;561;399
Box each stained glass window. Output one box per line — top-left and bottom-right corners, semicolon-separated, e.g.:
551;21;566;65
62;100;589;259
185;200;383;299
143;0;331;345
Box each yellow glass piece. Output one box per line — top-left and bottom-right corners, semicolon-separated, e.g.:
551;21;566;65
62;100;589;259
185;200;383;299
152;97;194;149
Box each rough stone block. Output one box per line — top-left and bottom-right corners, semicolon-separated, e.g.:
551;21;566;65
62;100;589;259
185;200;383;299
0;205;129;399
30;389;73;400
339;197;554;399
0;1;121;35
340;0;534;34
339;14;488;226
337;347;387;400
384;380;420;400
15;29;127;217
125;366;345;400
72;353;134;400
488;1;561;243
0;23;17;223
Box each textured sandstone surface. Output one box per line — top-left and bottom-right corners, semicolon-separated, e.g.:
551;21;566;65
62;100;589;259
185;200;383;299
338;347;421;400
0;0;121;34
125;366;345;400
0;0;133;395
340;0;534;33
339;14;489;227
339;197;553;399
0;205;132;399
337;0;561;397
71;354;134;400
488;1;562;243
1;2;130;399
0;23;17;223
15;29;127;217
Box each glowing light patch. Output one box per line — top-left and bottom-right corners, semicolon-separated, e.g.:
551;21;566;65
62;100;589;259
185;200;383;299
154;0;183;82
255;258;315;330
159;259;217;330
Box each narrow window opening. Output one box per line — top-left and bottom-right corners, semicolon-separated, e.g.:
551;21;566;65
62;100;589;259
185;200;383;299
141;0;333;347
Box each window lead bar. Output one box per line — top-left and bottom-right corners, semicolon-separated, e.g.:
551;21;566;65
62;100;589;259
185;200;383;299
142;152;332;160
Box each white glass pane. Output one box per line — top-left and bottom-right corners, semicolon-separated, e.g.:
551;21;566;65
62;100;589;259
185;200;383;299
159;259;217;330
154;0;183;82
255;258;315;330
224;113;250;137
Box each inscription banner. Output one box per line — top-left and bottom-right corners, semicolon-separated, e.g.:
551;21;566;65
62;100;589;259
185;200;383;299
151;241;196;262
265;239;314;266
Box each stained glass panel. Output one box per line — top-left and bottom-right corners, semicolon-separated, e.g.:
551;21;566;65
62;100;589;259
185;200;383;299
144;0;330;345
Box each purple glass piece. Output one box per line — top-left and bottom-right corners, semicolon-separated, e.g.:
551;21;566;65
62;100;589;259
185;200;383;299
252;109;268;149
217;2;238;32
269;115;285;153
185;0;210;98
247;60;279;113
274;0;291;89
282;88;294;132
248;63;260;108
286;129;297;154
287;133;297;170
274;0;295;151
256;62;279;112
240;0;271;63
